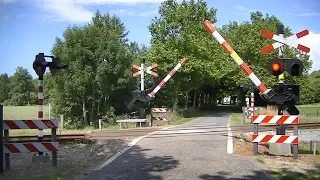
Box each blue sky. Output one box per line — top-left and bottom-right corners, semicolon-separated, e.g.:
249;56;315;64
1;0;319;78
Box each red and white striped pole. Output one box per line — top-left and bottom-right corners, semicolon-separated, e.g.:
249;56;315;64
38;76;44;156
148;57;187;97
202;20;271;95
250;92;255;121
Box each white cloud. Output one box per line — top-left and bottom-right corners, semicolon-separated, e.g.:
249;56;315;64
297;32;320;72
234;5;261;13
286;12;320;17
35;0;164;22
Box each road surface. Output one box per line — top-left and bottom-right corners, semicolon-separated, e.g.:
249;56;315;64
81;113;273;180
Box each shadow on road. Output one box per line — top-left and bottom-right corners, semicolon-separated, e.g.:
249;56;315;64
199;170;272;180
82;145;179;180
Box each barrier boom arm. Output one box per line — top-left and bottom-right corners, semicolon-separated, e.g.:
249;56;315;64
127;57;187;110
202;20;272;96
148;57;187;97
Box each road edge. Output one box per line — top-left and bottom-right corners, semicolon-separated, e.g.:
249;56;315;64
227;115;234;154
93;126;176;171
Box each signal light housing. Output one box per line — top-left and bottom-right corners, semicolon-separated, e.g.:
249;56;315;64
33;53;49;77
49;57;68;77
33;53;67;77
267;58;285;76
286;58;303;76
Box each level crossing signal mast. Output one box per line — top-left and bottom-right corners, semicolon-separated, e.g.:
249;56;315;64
127;58;187;110
32;53;67;156
260;25;309;115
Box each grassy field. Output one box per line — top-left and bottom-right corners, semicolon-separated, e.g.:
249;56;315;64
1;106;206;136
229;103;320;126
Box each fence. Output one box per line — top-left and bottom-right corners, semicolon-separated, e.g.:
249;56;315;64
150;108;170;126
0;105;58;172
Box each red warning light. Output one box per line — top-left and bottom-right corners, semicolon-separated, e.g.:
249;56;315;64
267;58;285;76
272;63;281;72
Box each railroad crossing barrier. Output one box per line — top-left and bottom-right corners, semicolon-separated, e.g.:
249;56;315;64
150;108;170;126
0;105;58;172
251;115;299;159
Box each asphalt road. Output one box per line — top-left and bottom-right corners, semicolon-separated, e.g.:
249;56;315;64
81;113;273;180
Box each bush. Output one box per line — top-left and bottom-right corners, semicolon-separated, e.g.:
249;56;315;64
182;108;199;118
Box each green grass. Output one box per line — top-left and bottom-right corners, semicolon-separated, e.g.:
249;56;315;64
229;103;320;126
3;106;50;120
269;168;320;180
255;157;265;164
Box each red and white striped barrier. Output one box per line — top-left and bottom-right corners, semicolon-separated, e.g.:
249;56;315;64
252;115;299;124
260;29;310;54
151;108;168;112
152;117;169;121
202;20;271;95
148;57;187;97
3;120;58;130
151;107;170;123
252;134;298;144
4;142;59;153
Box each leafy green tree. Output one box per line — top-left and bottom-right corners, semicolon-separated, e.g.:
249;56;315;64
0;73;10;103
148;0;222;111
8;67;35;105
49;11;135;128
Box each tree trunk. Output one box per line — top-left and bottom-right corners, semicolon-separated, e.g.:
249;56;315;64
173;91;179;112
90;86;95;124
193;91;197;109
184;91;189;110
198;93;201;109
82;95;87;126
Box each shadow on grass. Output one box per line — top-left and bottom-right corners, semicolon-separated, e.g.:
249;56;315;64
199;165;320;180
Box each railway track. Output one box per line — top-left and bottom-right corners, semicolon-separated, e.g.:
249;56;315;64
4;122;320;143
7;134;87;143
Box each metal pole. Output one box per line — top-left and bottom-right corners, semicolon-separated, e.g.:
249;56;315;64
251;84;258;155
276;24;286;136
139;59;146;121
38;76;44;156
0;104;3;173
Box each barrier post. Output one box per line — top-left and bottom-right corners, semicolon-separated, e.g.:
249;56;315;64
4;129;9;171
150;108;153;127
52;127;57;166
0;104;3;173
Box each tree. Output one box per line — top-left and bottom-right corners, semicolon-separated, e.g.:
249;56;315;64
0;73;10;103
148;0;223;111
50;11;135;128
8;67;35;105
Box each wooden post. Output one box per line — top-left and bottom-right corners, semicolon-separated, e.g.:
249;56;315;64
60;115;64;130
99;119;102;131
